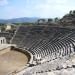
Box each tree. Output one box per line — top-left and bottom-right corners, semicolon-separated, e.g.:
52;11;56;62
48;18;53;23
37;19;46;25
54;17;59;22
69;10;72;14
73;10;75;14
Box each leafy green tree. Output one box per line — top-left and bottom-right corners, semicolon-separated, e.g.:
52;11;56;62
54;17;59;22
48;18;53;23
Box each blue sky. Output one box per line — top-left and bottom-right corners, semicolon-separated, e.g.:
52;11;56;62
0;0;75;19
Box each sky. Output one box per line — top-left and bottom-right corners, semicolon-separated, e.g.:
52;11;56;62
0;0;75;19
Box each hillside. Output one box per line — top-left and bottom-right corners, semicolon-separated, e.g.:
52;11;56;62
0;17;39;23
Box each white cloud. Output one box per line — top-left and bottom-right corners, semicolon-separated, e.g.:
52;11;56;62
0;0;75;19
1;6;33;19
0;0;8;6
31;0;75;18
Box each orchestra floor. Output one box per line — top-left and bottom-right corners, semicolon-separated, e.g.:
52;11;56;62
0;50;28;75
